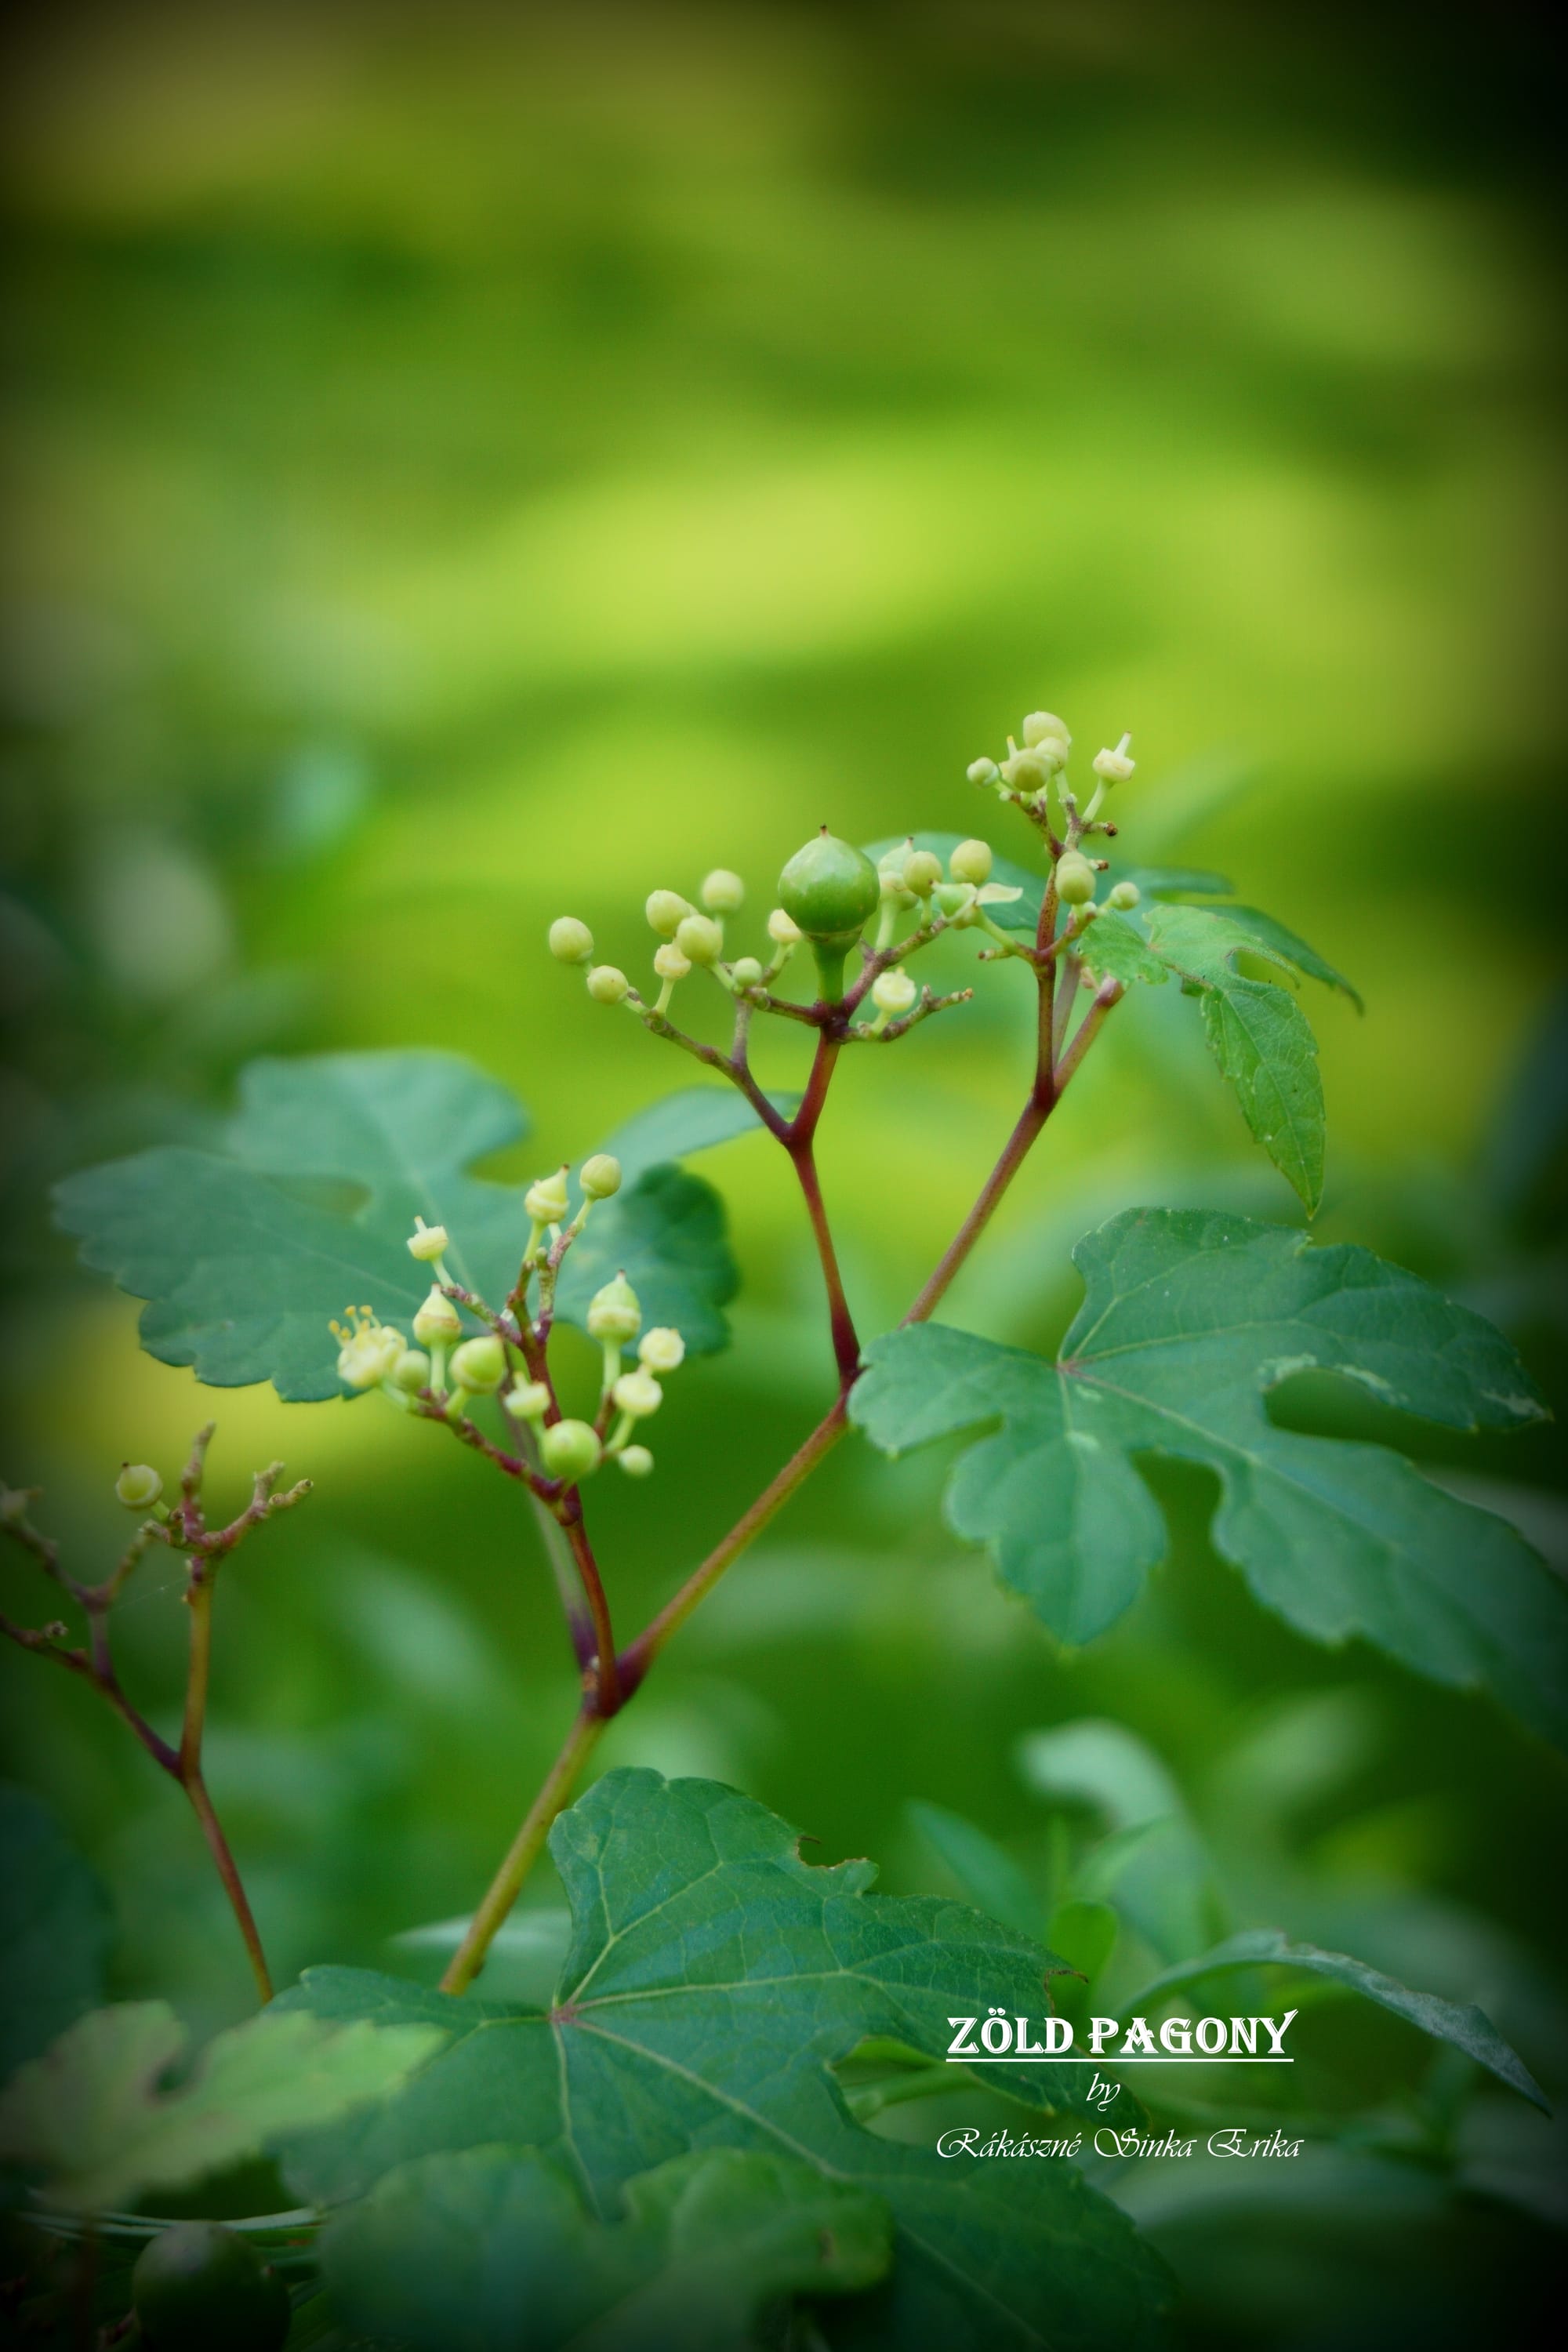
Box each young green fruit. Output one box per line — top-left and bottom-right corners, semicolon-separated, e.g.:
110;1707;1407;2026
1106;879;1141;910
389;1347;430;1393
1055;851;1096;906
115;1463;162;1511
902;848;943;897
674;912;724;966
586;1271;641;1344
777;830;880;1000
548;916;594;965
132;2222;290;2352
949;837;993;885
412;1286;462;1345
541;1418;602;1483
449;1334;506;1393
579;1152;622;1200
731;955;764;988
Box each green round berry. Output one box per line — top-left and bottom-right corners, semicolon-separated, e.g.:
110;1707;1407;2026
674;912;724;966
1054;851;1096;906
548;916;594;965
949;838;993;886
777;831;880;1000
902;849;943;896
132;2223;290;2352
541;1418;602;1483
390;1347;431;1393
450;1334;506;1393
115;1463;163;1512
731;955;764;988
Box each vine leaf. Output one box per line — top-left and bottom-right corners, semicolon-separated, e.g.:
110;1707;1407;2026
53;1051;741;1399
274;1770;1173;2350
1075;914;1169;989
0;2002;442;2212
0;1787;111;2083
851;1209;1566;1745
1145;904;1329;1214
1123;1931;1548;2112
322;2144;893;2351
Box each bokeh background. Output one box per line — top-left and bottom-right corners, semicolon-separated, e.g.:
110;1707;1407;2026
2;3;1565;2343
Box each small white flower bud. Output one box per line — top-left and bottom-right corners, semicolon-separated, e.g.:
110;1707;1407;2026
645;889;691;938
1000;749;1052;795
115;1463;162;1511
700;869;745;914
541;1418;602;1483
1054;851;1096;906
580;1152;622;1200
617;1443;655;1478
406;1218;448;1263
586;964;630;1005
390;1347;431;1394
675;913;724;966
612;1367;663;1419
525;1167;571;1223
949;838;993;886
767;908;801;945
1107;880;1141;910
549;916;594;965
731;955;764;987
653;942;691;982
1092;736;1135;783
871;967;918;1016
450;1334;506;1393
504;1379;551;1421
902;849;942;896
413;1287;462;1345
967;757;1000;787
638;1327;685;1373
586;1272;641;1344
1022;711;1072;751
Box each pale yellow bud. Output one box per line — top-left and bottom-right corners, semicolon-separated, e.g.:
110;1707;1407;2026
638;1327;685;1374
525;1167;571;1223
412;1287;462;1345
612;1367;663;1420
700;869;745;914
645;890;691;938
586;964;630;1005
115;1464;162;1511
407;1218;449;1263
580;1152;622;1200
767;908;801;946
948;838;993;886
549;916;594;964
871;967;917;1016
653;942;691;982
675;913;724;966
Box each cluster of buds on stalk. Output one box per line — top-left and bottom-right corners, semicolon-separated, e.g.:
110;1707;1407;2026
325;1146;687;1498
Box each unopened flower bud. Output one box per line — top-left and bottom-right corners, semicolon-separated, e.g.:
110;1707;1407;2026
580;1152;622;1200
871;967;918;1016
1054;851;1096;906
949;838;993;886
617;1443;655;1478
1092;739;1135;784
1022;711;1072;751
645;889;691;938
549;916;594;965
1107;880;1141;910
541;1418;602;1483
700;869;745;914
612;1367;663;1419
407;1218;448;1263
413;1287;462;1345
638;1327;685;1374
115;1463;162;1512
587;1271;641;1344
902;849;942;896
731;956;764;987
586;964;630;1005
933;881;975;920
390;1347;431;1393
653;942;691;982
505;1380;551;1421
1000;749;1051;795
967;757;1000;788
767;908;801;945
675;913;724;966
525;1167;571;1223
449;1334;506;1394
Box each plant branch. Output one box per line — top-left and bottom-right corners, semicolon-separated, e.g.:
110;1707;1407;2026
439;1704;605;1994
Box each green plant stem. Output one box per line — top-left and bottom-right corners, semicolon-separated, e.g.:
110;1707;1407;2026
178;1568;274;2002
439;1706;604;1994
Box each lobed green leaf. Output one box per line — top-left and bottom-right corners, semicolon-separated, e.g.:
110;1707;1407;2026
851;1209;1565;1744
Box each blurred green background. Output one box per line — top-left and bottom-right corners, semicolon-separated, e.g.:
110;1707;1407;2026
2;3;1565;2342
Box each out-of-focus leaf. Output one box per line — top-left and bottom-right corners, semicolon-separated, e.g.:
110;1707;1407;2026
1123;1930;1548;2113
1146;906;1326;1212
275;1770;1172;2349
1047;1900;1118;1989
1218;906;1363;1011
53;1051;739;1397
591;1085;800;1188
0;2001;444;2211
322;2143;892;2351
1076;913;1170;989
0;1787;111;2085
906;1798;1040;1936
853;1210;1565;1742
